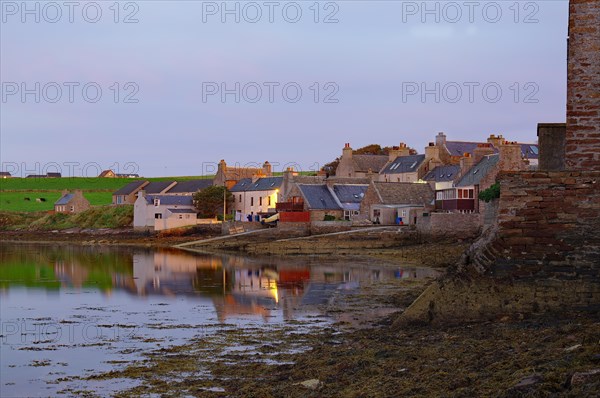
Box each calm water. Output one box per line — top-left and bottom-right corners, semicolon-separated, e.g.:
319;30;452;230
0;243;438;397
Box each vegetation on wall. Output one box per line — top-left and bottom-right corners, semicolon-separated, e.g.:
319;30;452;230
479;183;500;202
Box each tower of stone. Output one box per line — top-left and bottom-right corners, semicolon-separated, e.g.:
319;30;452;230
566;0;600;170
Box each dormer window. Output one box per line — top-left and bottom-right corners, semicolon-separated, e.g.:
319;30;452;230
154;198;160;206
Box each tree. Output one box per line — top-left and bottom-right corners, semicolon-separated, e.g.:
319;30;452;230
193;186;233;218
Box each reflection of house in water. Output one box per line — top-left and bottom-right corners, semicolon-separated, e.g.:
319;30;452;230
213;266;311;322
131;250;223;296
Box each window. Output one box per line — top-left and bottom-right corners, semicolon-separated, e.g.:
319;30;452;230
373;209;381;217
343;210;350;221
259;197;262;206
401;210;407;218
268;196;271;206
251;197;254;206
458;190;463;199
178;215;183;219
154;198;160;206
70;206;74;212
239;194;242;202
468;189;474;199
155;213;162;219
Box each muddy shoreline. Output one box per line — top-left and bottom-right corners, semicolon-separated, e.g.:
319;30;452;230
4;233;599;396
72;252;599;397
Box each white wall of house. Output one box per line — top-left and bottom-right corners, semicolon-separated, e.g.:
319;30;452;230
134;194;197;230
233;189;278;221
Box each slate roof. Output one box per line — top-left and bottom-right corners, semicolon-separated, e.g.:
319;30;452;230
352;155;389;173
380;154;426;174
230;177;283;192
333;184;368;203
167;208;197;214
521;143;539;159
456;155;500;187
444;141;495;157
145;195;194;206
372;182;434;206
297;185;341;210
423;165;461;182
55;193;74;205
143;181;175;194
47;172;62;178
113;180;147;196
166;179;213;194
0;172;11;176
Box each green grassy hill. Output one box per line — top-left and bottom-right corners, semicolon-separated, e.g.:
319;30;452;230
0;176;212;212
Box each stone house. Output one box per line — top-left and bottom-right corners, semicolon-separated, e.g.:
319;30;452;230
360;182;434;225
54;190;91;214
422;164;462;191
435;140;528;213
335;143;389;178
133;192;197;231
98;170;140;178
294;184;344;221
379;154;427;183
112;180;149;205
113;179;212;205
230;176;283;221
429;132;538;168
213;160;273;189
164;179;213;195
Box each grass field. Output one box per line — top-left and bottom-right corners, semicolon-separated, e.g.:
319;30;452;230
0;206;134;230
0;176;212;212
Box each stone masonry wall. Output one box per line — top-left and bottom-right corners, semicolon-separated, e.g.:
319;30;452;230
469;171;600;279
417;212;482;239
566;0;600;170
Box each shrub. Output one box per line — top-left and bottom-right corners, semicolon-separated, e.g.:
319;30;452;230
479;183;500;202
323;214;336;221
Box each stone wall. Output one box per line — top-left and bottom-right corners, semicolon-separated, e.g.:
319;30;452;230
417;212;482;239
566;0;600;171
310;221;353;234
469;171;600;278
277;222;310;235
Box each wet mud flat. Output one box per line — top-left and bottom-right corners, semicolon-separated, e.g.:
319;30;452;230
82;276;600;397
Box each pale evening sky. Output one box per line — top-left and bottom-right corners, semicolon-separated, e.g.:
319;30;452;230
0;1;569;177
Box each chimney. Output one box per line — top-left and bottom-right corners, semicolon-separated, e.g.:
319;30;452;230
398;142;410;157
435;132;447;147
342;143;353;159
262;161;272;176
388;146;401;162
460;152;474;174
499;141;525;172
473;143;495;163
425;142;440;161
487;134;505;148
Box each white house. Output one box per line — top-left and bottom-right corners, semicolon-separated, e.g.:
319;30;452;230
133;191;198;231
230;177;283;221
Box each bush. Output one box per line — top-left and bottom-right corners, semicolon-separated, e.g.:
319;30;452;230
479;183;500;202
323;214;336;221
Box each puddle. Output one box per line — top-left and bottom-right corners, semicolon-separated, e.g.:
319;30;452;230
0;242;439;396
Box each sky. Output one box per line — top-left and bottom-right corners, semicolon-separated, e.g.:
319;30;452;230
0;0;570;177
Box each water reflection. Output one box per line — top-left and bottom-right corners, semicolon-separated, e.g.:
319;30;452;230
0;243;439;397
1;244;439;321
